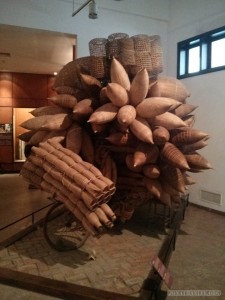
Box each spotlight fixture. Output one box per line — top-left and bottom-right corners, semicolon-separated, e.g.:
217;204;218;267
89;0;98;19
72;0;98;19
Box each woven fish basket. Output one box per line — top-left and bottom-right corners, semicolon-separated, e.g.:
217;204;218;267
119;37;134;51
107;32;129;59
119;49;136;66
90;56;109;79
149;35;164;75
54;86;77;96
54;58;90;98
135;51;152;72
108;32;129;42
54;60;83;89
132;34;151;52
150;52;164;75
75;56;92;74
150;35;162;53
148;76;190;102
89;38;108;57
119;39;136;73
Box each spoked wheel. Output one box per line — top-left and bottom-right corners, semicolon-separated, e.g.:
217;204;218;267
43;201;90;251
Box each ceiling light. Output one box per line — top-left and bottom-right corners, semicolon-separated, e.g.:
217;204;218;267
72;0;98;19
89;1;98;19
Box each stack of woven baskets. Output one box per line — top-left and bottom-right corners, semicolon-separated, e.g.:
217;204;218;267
19;33;211;235
88;32;163;79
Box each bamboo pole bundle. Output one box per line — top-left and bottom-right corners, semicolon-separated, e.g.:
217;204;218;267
20;168;42;188
22;160;45;178
21;157;116;236
32;146;101;197
29;141;115;208
40;141;112;194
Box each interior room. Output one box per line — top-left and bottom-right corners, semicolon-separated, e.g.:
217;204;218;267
0;0;225;299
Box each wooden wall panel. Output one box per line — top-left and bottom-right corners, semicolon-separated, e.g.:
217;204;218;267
47;76;57;98
0;146;13;163
0;107;12;124
0;72;53;170
35;98;49;107
12;73;47;99
0;73;12;97
13;98;37;108
0;97;13;107
0;162;22;172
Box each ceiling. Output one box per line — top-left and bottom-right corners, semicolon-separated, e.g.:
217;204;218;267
0;24;76;75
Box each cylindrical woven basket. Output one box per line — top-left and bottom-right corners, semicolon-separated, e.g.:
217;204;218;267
135;51;152;72
150;35;162;53
76;56;92;74
54;60;83;89
132;34;151;52
119;37;135;68
108;32;129;42
119;49;136;65
150;52;164;75
107;32;129;59
89;38;108;57
90;56;109;79
149;35;163;75
119;37;134;51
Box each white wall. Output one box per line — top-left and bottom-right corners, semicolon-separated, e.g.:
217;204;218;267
0;0;169;65
167;0;225;212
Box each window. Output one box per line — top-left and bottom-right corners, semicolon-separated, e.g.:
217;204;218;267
177;26;225;79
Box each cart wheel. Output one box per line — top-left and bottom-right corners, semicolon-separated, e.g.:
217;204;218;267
43;201;90;251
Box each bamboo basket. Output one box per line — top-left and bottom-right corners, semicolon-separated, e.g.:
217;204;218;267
148;76;191;102
132;34;151;52
89;38;108;57
107;33;129;59
134;51;152;73
149;35;163;75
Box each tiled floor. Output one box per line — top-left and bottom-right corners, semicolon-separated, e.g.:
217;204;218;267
0;174;225;299
161;205;225;300
0;174;52;244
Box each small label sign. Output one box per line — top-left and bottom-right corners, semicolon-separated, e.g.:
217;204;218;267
152;256;173;288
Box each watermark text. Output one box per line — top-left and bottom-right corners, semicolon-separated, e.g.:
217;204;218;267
168;290;221;297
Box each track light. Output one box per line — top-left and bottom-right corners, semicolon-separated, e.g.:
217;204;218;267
89;1;98;19
72;0;98;19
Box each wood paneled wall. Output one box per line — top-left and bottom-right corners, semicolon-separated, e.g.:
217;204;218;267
0;72;56;172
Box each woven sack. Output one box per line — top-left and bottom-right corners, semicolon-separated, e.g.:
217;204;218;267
88;103;118;124
30;105;69;117
152;126;170;145
65;122;82;154
17;130;36;142
148;76;191;102
149;112;187;130
129;68;149;107
54;86;77;96
117;105;136;126
160;142;189;170
129;117;153;144
28;130;49;145
110;58;131;91
48;94;77;109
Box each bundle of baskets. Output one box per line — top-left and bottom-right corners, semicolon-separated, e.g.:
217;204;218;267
89;32;163;79
19;33;211;236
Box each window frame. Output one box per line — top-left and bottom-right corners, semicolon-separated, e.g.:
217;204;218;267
177;26;225;79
